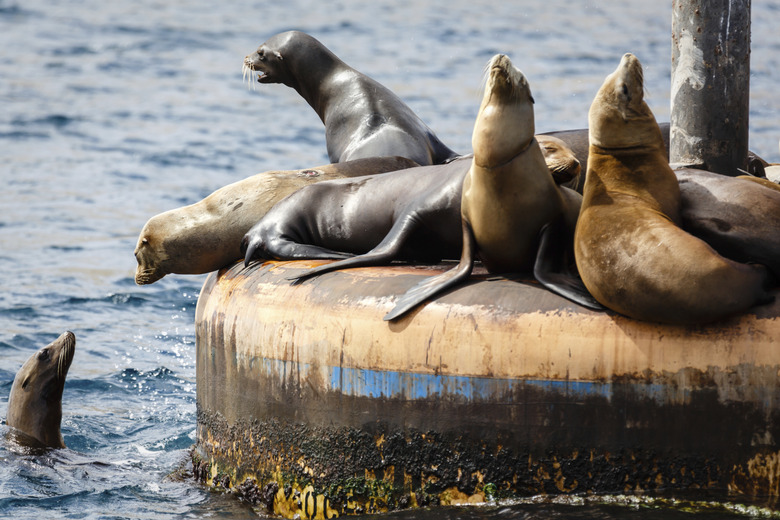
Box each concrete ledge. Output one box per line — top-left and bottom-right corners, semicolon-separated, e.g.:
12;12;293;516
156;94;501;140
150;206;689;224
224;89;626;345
194;260;780;517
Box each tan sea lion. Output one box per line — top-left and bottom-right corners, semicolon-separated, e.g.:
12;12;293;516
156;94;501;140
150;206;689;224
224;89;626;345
6;331;76;449
737;175;780;192
134;156;418;285
574;53;772;325
384;54;601;321
243;31;458;165
536;134;580;189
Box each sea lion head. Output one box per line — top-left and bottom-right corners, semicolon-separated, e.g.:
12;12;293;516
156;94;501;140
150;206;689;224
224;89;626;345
134;219;168;285
7;331;76;449
243;31;300;87
473;54;535;168
588;53;661;150
536;134;581;188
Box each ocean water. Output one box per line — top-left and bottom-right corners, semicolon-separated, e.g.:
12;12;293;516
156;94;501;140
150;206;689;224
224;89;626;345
1;1;779;518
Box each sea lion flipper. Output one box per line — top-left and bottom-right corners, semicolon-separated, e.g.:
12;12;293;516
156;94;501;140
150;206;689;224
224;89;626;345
243;232;353;266
384;220;475;321
291;213;423;282
533;221;605;311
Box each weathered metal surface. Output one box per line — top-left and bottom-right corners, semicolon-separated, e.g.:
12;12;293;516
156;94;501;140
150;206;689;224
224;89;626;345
670;0;751;174
194;260;780;517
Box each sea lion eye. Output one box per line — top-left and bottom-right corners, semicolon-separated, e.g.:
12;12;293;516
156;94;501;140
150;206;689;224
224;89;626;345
622;83;629;97
37;349;50;362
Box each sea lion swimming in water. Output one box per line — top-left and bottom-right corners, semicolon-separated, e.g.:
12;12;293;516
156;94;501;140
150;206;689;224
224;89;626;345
574;53;772;325
6;331;76;449
243;30;458;165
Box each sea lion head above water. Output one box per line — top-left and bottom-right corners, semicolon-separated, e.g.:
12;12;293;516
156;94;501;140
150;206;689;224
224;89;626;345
537;134;581;188
6;331;76;449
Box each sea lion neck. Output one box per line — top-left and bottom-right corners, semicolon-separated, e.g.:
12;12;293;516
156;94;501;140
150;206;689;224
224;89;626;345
284;44;350;123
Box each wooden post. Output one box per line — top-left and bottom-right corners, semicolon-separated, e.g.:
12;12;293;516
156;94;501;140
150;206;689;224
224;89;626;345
670;0;751;175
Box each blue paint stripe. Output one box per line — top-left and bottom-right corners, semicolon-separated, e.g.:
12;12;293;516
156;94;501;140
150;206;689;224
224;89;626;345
254;357;685;403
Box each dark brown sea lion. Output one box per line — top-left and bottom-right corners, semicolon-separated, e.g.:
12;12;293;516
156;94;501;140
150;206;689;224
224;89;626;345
6;332;76;449
243;31;458;166
574;53;772;325
677;168;780;277
241;134;582;279
383;54;601;321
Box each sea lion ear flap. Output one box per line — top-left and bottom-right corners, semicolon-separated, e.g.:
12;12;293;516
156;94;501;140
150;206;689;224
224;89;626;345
274;51;283;61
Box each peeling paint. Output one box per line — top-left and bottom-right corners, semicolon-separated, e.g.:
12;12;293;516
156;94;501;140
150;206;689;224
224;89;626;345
195;262;780;514
671;29;706;102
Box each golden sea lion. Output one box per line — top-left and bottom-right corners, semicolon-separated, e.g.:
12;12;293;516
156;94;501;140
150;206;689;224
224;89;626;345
574;53;772;325
384;54;600;321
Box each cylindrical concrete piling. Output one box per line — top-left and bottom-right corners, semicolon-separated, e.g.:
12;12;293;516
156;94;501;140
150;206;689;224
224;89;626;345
670;0;751;175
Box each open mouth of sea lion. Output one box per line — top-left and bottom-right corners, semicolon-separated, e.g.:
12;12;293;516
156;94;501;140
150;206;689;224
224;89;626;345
242;59;268;88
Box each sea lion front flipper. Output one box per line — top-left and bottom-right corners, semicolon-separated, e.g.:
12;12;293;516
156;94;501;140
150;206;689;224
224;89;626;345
383;220;476;321
533;221;605;311
290;211;424;282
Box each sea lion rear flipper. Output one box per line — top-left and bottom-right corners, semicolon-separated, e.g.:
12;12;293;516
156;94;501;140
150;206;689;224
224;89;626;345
290;212;424;282
243;232;353;266
384;220;475;321
533;221;605;311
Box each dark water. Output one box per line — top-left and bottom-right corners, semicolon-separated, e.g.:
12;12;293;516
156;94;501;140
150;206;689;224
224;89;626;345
1;1;779;518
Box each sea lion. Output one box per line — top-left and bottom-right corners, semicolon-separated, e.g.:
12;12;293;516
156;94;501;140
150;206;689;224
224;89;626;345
677;168;780;277
6;331;76;449
542;127;780;270
243;31;458;165
242;157;471;265
134;156;418;285
537;134;581;189
241;135;582;276
737;174;780;192
574;53;772;325
382;54;601;321
541;123;769;192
